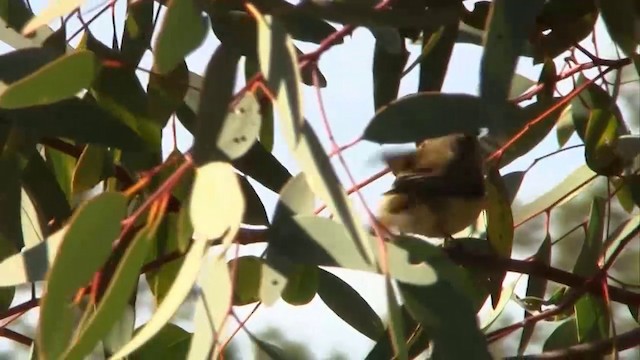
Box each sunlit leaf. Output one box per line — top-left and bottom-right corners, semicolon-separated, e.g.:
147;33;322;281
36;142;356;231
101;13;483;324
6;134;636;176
71;145;108;195
38;192;127;359
513;165;597;226
109;239;209;360
65;223;158;359
192;44;242;164
189;161;245;243
254;7;303;146
22;0;85;35
154;0;208;74
0;50;98;109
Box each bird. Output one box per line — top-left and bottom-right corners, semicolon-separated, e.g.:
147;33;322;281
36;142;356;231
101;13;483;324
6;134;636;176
375;133;487;240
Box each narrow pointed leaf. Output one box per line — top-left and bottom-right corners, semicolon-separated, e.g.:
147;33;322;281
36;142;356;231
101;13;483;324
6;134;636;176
22;0;84;35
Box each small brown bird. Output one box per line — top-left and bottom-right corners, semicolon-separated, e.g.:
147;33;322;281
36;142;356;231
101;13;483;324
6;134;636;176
376;133;487;239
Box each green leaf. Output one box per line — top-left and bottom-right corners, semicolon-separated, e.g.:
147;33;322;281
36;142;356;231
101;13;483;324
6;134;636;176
513;165;596;226
0;153;24;250
531;1;597;63
193;254;233;358
228;256;262;305
146;214;188;305
255;9;304;146
295;2;459;30
556;104;575;147
485;168;514;259
571;76;625;141
281;264;318;306
0;0;60;50
418;23;459;92
543;320;578;351
21;0;83;35
364;93;519;144
245;56;274;151
147;61;189;127
373;38;408;110
37;192;127;359
573;197;605;277
0;50;99;109
574;294;609;344
293;123;376;265
317;269;384;341
480;0;545;105
1;98;148;151
484;168;513;307
154;0;208;74
518;233;551;355
71;145;108;195
399;269;491;359
64;223;157;360
584;109;626;176
502;170;525;204
43;146;76;203
186;298;214;360
238;175;269;226
232;141;292;194
599;0;640;57
192;44;242;164
131;323;191;360
616;135;640;163
385;277;407;360
110;239;209;359
493;98;568;168
189;162;245;242
121;0;154;65
509;73;536;99
272;173;315;223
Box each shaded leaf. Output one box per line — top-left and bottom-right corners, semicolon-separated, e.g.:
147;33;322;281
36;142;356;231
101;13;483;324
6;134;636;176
232;141;292;194
317;269;384;341
518;233;551;355
480;0;545;105
373;37;408;110
131;323;191;360
616;134;640;163
513;165;596;226
364;93;519;144
238;176;269;226
147;61;189;127
574;294;609;344
418;23;459;92
599;0;640;57
385;277;407;360
0;98;147;151
121;0;154;65
192;44;242;164
0;153;24;250
543;320;578;351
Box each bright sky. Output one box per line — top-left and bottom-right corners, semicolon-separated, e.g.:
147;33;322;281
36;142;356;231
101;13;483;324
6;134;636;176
2;1;639;359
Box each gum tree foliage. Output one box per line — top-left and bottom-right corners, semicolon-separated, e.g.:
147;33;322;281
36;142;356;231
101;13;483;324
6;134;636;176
0;0;638;359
